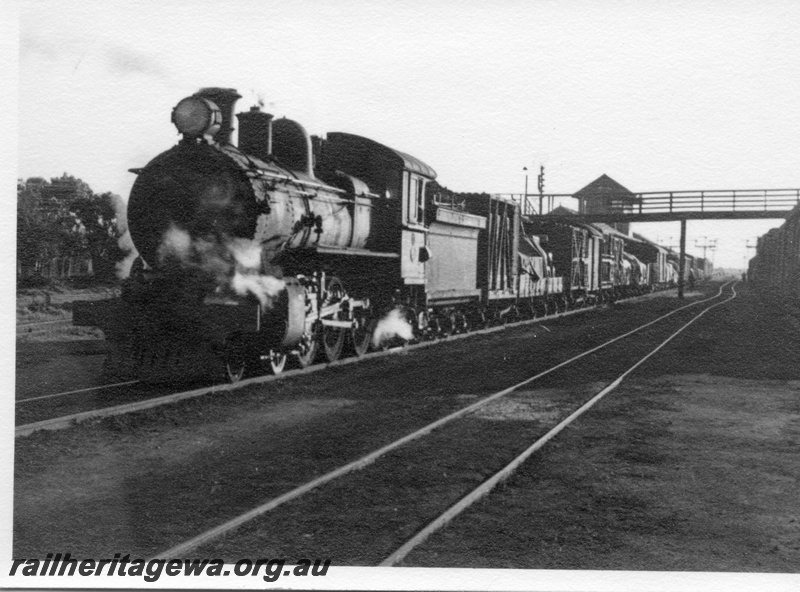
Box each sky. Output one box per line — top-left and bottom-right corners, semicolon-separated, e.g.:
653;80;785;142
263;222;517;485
15;0;800;268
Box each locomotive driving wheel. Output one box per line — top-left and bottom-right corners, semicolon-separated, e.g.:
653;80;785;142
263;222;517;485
322;277;346;363
350;306;374;357
295;326;320;368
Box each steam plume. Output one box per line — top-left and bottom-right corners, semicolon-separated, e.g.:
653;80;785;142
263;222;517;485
158;225;285;307
115;231;138;279
106;192;139;279
227;238;286;306
372;308;414;347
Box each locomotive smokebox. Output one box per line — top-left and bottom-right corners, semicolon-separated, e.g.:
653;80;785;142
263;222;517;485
127;142;259;269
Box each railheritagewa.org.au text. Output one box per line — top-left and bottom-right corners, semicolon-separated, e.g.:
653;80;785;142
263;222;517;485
10;553;331;582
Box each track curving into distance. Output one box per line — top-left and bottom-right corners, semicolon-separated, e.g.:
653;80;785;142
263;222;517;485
380;281;739;565
151;281;734;559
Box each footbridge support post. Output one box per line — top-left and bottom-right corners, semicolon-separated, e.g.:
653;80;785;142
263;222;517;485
678;219;686;299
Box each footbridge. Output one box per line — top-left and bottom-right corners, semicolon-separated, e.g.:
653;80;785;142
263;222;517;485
500;188;800;221
495;186;800;298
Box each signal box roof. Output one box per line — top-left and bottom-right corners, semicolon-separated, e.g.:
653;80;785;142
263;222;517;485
574;174;638;204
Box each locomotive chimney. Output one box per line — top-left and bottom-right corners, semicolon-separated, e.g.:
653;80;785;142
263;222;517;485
236;105;274;161
195;87;241;146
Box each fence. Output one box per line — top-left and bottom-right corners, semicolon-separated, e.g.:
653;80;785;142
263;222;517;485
17;256;94;279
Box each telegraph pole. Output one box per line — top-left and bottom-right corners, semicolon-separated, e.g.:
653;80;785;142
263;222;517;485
694;237;718;262
657;236;679;251
658;234;686;299
678;220;687;299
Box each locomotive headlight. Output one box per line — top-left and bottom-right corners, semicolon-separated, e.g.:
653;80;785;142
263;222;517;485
171;96;222;138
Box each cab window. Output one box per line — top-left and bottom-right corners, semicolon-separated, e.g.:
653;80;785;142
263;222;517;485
406;173;426;225
416;178;425;223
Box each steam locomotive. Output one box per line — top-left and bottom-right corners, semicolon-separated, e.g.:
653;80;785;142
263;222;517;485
75;87;704;383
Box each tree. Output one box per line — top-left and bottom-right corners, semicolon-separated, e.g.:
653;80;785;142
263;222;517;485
70;191;126;280
17;174;128;282
16;177;68;275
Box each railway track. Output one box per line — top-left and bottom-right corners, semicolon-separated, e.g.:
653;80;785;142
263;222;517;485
18;381;141;404
381;281;739;566
14;281;743;560
15;286;682;436
147;281;736;561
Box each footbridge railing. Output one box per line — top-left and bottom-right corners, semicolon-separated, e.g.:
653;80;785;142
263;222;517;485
494;189;800;221
619;188;800;218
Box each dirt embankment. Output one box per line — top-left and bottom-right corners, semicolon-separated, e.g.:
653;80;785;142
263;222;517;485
17;284;119;323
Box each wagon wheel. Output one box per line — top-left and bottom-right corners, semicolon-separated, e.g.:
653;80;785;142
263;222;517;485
416;310;432;341
224;336;247;383
504;305;521;324
474;308;490;329
267;349;287;375
457;311;471;333
427;315;442;339
350;306;374;357
526;299;539;319
322;277;346;363
439;312;457;337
